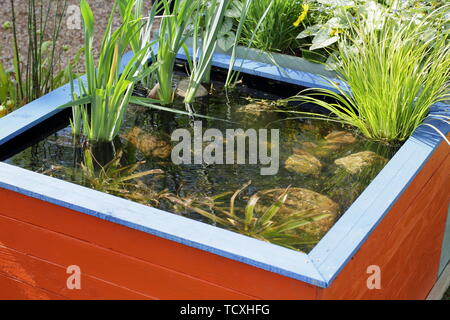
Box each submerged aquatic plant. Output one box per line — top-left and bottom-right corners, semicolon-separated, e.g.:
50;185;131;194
285;7;450;144
61;0;158;142
81;148;167;207
167;182;332;251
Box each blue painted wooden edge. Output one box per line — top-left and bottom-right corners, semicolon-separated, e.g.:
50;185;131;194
0;47;448;289
0;162;325;286
309;114;449;283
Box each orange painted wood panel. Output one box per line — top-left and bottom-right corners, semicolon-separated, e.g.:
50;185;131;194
0;245;153;300
0;213;260;300
0;272;67;300
1;142;446;300
318;143;450;300
0;190;317;300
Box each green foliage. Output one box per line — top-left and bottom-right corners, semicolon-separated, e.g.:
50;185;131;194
184;0;230;103
61;0;158;142
10;0;70;105
1;0;81;116
286;8;450;144
118;0;156;89
297;0;449;64
168;182;332;250
81;148;167;206
0;55;16;117
235;0;303;54
224;0;273;88
151;0;198;104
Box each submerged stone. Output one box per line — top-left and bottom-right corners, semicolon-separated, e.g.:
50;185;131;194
300;141;341;158
285;149;322;175
148;83;160;100
125;127;171;159
258;188;339;237
325;130;357;145
334;151;387;174
0;105;7;117
300;141;318;150
236;103;273;116
176;79;209;98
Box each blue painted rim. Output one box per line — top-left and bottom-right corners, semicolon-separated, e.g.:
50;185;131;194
0;47;448;288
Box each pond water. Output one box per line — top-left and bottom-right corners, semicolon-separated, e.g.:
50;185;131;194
5;74;398;252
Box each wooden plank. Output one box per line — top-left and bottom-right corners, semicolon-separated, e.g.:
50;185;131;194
0;272;67;300
0;160;325;288
318;151;450;299
0;188;318;300
0;213;259;300
0;245;154;300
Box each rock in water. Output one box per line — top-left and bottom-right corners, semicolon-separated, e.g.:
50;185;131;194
325;131;356;145
285;149;322;175
0;105;7;117
125;127;171;159
236;103;272;116
148;83;160;100
176;79;209;98
300;141;341;158
334;151;387;174
258;188;339;237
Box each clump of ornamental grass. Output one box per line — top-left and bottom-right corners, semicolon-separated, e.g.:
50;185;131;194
183;0;229;103
150;0;198;105
61;0;158;142
239;0;303;54
285;7;450;144
4;0;82;111
224;0;273;88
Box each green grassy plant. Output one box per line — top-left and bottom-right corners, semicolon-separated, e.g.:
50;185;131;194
61;0;158;142
0;56;16;117
167;182;332;250
224;0;273;88
151;0;198;104
10;0;69;105
183;0;229;103
285;8;450;144
238;0;303;54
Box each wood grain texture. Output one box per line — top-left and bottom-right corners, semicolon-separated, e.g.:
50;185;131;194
318;141;450;300
0;272;67;300
0;245;153;300
0;142;447;300
0;213;262;300
0;189;317;300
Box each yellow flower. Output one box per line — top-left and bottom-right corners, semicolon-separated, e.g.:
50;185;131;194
330;28;342;36
293;3;309;27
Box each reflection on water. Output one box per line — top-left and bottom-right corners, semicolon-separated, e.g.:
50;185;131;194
6;82;398;252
